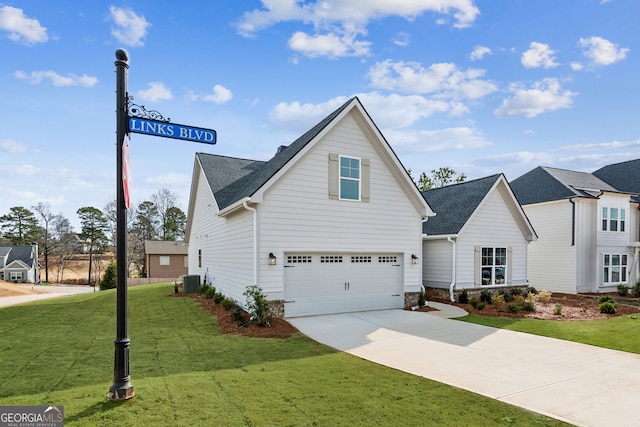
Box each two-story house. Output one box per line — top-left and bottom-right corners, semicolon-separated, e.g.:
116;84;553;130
511;166;639;294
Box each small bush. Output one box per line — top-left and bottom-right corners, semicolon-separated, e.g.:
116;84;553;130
617;285;629;297
521;301;536;312
204;286;216;299
491;294;505;305
458;289;469;304
417;291;426;308
475;301;486;310
510;288;523;297
599;301;617;314
244;285;272;327
527;286;538;295
99;259;117;290
479;289;493;304
506;304;520;313
229;305;243;321
538;290;552;304
499;290;514;302
632;281;640;298
199;284;209;294
599;295;616;304
469;297;480;309
526;292;538;303
553;304;563;315
512;295;526;304
212;292;225;304
221;298;237;310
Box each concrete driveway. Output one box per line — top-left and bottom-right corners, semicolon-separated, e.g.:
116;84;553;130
289;305;640;427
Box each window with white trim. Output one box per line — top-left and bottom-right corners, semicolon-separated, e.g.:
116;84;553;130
602;207;626;232
339;156;360;200
481;247;506;286
603;254;628;284
9;272;23;281
159;256;170;266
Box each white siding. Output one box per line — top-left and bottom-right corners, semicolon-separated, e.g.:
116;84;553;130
257;113;424;300
575;199;597;292
456;187;529;288
188;171;254;304
524;201;577;293
422;239;454;288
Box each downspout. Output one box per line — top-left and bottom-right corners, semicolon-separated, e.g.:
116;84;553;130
569;198;576;246
447;236;456;302
243;202;258;286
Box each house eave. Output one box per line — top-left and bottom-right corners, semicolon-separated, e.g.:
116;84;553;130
217;197;254;217
422;234;458;241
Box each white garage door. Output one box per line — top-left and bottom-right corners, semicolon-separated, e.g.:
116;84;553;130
283;253;403;317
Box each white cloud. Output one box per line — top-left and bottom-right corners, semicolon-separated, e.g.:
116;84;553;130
494;78;577;118
386;127;492;153
14;70;98;87
0;164;42;177
562;138;640;151
0;139;28;153
521;42;558;68
0;6;48;45
368;60;497;100
235;1;479;58
137;82;173;102
188;85;233;104
578;36;628;66
470;45;491;61
288;31;371;58
570;62;584;71
109;6;150;47
392;31;410;47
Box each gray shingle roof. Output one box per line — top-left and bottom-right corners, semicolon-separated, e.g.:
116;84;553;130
511;166;617;205
422;174;502;235
0;246;36;268
593;158;640;202
199;97;356;210
144;240;188;255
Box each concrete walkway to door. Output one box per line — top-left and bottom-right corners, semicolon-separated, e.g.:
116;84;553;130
289;306;640;427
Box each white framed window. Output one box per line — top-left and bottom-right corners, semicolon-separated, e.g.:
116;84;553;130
9;272;22;281
481;247;506;286
603;254;628;284
339;156;360;200
602;207;626;232
159;256;170;266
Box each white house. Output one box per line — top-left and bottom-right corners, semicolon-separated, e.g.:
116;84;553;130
421;174;537;301
511;166;639;294
185;97;434;317
0;243;40;283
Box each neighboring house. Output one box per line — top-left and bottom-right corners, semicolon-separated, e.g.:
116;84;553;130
511;166;639;294
186;97;434;318
421;174;537;301
144;240;188;279
0;243;40;283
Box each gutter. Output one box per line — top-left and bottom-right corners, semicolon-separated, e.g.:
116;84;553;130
243;201;258;286
218;197;252;217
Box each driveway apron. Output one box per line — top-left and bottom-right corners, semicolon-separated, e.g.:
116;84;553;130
289;308;640;427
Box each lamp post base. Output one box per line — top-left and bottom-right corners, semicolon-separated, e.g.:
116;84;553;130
107;382;135;401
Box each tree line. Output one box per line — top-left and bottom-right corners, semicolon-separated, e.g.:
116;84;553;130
0;188;186;284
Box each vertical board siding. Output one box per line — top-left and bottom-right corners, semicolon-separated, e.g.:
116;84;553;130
524;201;577;293
258;113;423;294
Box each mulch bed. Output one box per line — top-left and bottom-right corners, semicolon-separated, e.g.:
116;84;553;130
176;292;300;339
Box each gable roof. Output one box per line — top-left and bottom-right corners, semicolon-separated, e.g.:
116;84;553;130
422;174;502;235
511;166;619;205
0;246;37;270
144;240;188;255
593;158;640;203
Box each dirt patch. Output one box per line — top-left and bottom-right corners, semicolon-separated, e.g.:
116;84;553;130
429;292;640;321
184;293;300;339
0;281;42;297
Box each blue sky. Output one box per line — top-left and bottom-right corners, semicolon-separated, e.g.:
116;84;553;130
1;0;638;229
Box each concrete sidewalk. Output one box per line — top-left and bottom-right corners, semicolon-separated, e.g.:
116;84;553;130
0;285;96;308
289;308;640;427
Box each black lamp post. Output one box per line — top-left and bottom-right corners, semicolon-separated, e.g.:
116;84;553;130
108;48;134;401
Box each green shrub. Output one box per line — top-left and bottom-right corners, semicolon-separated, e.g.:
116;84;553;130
599;295;615;304
499;289;514;302
243;285;272;327
475;301;486;310
199;284;209;294
229;305;243;321
99;259;117;290
510;287;523;297
527;286;538;295
632;281;640;298
521;301;536;312
417;291;426;308
204;286;216;299
221;298;237;310
553;304;563;315
599;301;617;314
212;292;225;304
506;304;519;313
479;289;493;304
469;297;479;309
458;289;469;304
617;285;629;297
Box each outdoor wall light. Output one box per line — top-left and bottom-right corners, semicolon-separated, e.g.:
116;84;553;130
411;254;419;264
268;253;277;265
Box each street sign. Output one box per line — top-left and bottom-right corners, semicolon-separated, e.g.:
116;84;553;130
129;117;217;145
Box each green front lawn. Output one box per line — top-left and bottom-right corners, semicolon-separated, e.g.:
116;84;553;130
0;284;568;426
457;313;640;354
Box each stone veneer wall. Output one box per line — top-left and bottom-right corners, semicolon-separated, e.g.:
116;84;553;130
404;291;422;307
268;300;285;318
425;286;529;302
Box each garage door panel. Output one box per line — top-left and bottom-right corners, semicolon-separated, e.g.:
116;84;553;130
284;253;403;317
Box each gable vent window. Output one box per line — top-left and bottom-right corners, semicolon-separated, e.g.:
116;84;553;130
287;255;312;263
378;256;398;263
351;256;371;263
321;255;343;263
